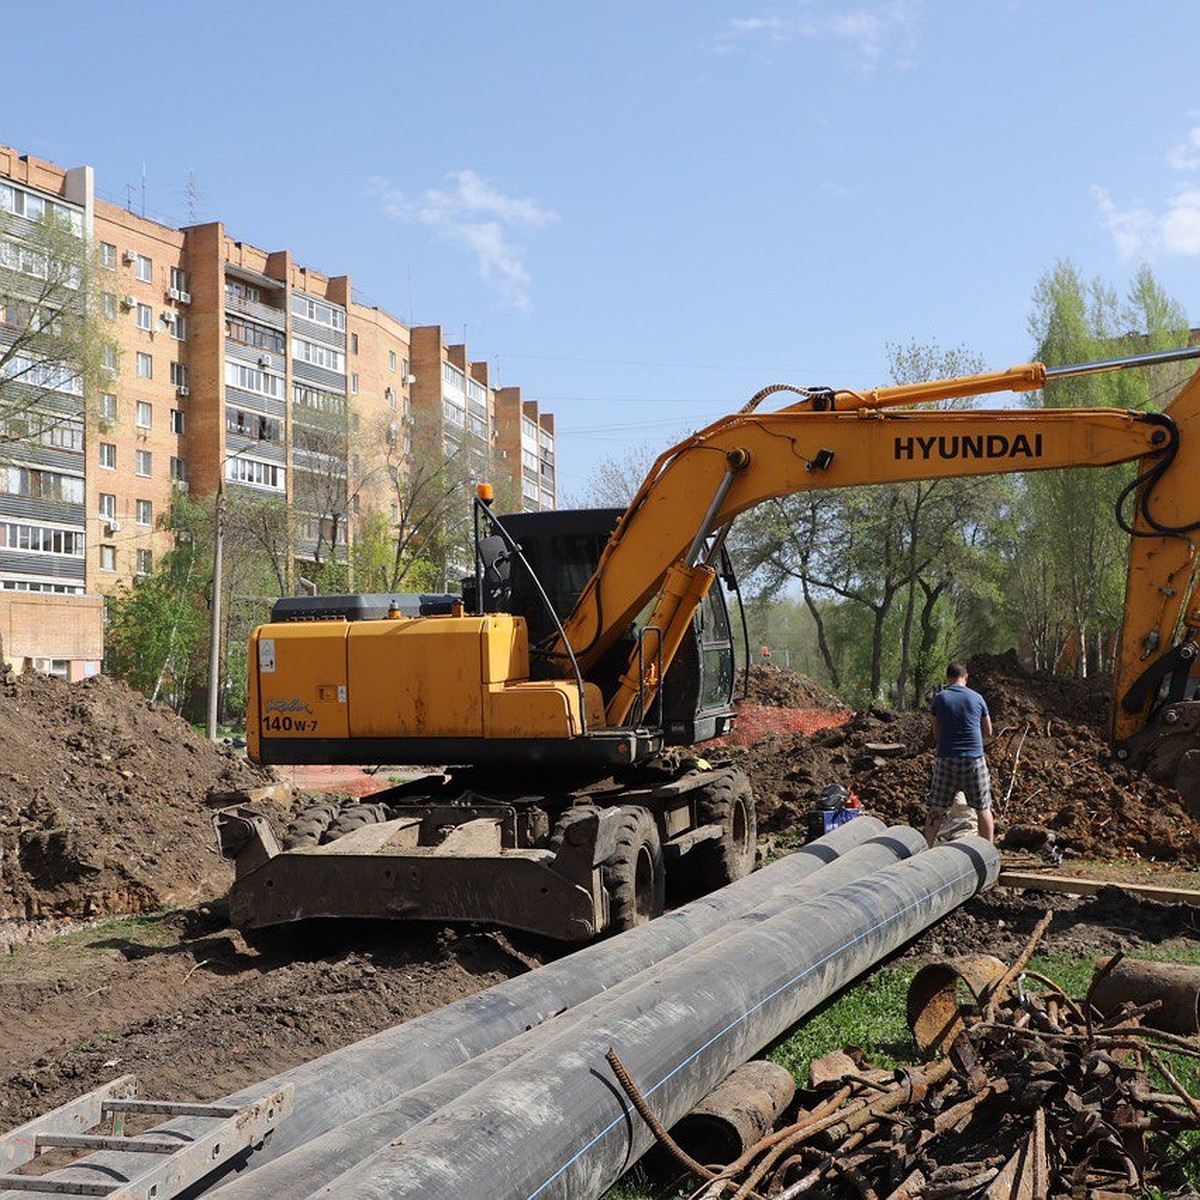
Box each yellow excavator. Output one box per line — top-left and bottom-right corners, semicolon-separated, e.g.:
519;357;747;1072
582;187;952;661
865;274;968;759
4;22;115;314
217;345;1200;943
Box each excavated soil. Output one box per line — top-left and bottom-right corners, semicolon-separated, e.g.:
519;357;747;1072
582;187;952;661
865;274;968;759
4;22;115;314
732;650;1200;864
0;670;274;923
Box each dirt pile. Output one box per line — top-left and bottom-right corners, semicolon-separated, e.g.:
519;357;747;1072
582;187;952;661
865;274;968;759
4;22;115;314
720;665;851;745
743;664;845;711
0;670;274;922
734;651;1200;864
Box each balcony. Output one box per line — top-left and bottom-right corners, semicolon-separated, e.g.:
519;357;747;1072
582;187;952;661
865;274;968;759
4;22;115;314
225;290;286;328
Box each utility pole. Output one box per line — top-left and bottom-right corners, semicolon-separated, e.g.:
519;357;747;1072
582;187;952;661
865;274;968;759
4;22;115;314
206;484;225;739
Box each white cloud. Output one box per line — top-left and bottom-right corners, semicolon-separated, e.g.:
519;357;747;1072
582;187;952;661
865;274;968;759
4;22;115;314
1095;119;1200;260
370;170;558;311
717;1;918;73
1166;117;1200;172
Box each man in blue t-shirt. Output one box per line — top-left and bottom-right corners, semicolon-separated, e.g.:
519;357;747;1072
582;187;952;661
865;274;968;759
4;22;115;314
924;662;994;844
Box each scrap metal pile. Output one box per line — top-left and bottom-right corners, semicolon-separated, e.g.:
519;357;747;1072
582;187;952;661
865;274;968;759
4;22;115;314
636;915;1200;1199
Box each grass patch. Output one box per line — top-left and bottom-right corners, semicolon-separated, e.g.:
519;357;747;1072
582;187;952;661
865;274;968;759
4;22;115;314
767;966;918;1079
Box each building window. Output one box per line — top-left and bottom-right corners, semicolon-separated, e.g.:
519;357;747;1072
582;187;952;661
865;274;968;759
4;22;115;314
99;392;117;424
0;182;81;232
226;407;282;442
135;449;152;477
292;337;345;373
292;384;345;416
136;303;152;331
170;266;188;293
225;279;260;304
136;352;152;379
403;357;409;378
136;499;152;526
289;293;345;331
350;373;359;395
100;242;117;270
350;332;359;354
8;416;84;453
0;522;86;557
101;292;117;319
1;466;84;504
99;493;116;520
386;386;396;410
170;361;188;388
443;362;466;391
169;456;187;482
171;315;186;341
135;253;152;283
136;402;152;430
170;409;184;435
225;317;285;354
225;359;284;399
388;350;397;371
136;549;152;576
225;456;285;491
101;343;118;374
100;545;116;572
99;442;116;470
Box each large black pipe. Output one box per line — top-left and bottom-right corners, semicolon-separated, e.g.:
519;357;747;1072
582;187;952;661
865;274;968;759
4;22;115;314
5;817;886;1200
312;838;998;1200
207;826;927;1199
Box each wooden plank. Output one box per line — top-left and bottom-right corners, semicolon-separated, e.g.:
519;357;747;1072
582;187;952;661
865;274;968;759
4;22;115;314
998;871;1200;906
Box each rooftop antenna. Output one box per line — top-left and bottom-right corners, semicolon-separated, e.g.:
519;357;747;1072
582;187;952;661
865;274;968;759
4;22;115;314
141;161;146;217
185;168;201;225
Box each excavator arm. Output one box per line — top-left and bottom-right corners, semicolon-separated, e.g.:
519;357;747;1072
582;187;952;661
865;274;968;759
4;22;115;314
555;351;1200;749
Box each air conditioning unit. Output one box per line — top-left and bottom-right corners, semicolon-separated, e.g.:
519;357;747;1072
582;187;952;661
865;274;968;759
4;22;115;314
176;385;190;398
167;287;192;304
121;295;136;309
174;480;189;492
257;355;270;368
161;310;174;324
105;520;121;534
123;250;137;265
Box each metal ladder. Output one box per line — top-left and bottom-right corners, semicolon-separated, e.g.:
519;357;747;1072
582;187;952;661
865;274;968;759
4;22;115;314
0;1075;293;1198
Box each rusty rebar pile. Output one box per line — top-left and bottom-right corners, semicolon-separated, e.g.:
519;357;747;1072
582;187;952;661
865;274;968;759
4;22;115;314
616;919;1200;1199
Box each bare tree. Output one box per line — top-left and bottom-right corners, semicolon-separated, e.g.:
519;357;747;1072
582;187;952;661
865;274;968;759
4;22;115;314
353;417;477;593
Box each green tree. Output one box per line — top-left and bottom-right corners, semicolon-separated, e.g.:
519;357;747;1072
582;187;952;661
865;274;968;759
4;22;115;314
105;500;207;710
1016;262;1189;676
732;341;1011;707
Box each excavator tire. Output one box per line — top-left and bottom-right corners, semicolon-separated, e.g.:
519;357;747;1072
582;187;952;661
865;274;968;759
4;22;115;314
602;805;665;933
281;803;341;850
690;769;757;890
323;802;392;843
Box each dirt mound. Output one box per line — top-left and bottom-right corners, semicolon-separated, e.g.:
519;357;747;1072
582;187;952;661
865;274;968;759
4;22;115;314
0;670;274;921
734;650;1200;864
744;663;845;711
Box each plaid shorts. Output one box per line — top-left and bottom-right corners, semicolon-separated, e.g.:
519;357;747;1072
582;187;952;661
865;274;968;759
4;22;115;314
929;756;992;811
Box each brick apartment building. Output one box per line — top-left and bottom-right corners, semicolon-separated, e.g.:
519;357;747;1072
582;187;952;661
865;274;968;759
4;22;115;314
0;142;556;672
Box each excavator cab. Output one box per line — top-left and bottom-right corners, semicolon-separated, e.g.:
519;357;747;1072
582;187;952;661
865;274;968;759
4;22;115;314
477;507;739;745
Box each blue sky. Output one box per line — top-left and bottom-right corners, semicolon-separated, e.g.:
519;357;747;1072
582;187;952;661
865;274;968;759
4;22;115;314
2;1;1197;497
